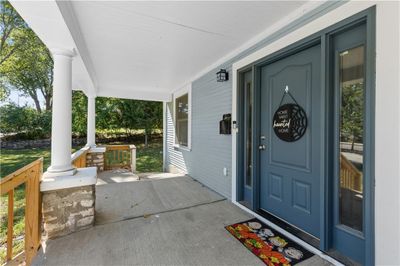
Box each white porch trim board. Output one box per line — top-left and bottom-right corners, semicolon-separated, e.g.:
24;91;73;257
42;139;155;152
41;167;97;192
87;95;96;147
232;1;400;265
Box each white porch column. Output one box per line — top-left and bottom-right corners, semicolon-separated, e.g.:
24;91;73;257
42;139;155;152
47;48;75;175
87;95;96;147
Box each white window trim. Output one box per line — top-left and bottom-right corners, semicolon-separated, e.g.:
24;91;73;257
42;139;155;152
173;83;192;151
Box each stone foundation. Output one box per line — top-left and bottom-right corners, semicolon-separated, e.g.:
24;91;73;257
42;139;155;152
86;152;104;171
42;185;95;239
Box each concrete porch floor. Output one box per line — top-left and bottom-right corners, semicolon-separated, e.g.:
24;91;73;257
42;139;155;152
33;170;333;265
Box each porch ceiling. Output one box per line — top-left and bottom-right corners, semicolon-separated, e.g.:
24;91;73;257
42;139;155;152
10;1;323;102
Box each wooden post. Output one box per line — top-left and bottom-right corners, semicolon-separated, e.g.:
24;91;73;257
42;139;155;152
25;163;41;265
6;189;14;261
130;145;136;172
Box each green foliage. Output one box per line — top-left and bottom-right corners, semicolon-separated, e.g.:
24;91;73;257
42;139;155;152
0;1;53;112
0;1;28;66
0;96;162;141
0;81;9;101
95;97;162;144
95;97;119;131
0;103;51;138
72;91;88;135
341;83;364;148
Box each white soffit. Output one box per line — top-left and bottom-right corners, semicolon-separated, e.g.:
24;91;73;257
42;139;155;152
10;1;326;102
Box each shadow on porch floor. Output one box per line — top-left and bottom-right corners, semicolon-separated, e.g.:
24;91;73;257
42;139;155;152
32;170;333;265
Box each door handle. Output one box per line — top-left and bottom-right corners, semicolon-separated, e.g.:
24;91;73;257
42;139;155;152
259;144;266;150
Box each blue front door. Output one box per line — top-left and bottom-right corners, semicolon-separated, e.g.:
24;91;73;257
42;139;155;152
259;45;322;238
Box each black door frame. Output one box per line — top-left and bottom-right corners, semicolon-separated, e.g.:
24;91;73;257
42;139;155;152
236;7;375;265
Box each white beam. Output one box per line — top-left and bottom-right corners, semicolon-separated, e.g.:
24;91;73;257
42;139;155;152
97;87;172;102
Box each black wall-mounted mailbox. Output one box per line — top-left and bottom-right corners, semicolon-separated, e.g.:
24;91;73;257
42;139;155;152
219;113;231;135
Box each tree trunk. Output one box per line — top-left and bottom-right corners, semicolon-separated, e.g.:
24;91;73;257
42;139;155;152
32;95;42;113
27;89;42;113
45;94;52;111
144;132;148;148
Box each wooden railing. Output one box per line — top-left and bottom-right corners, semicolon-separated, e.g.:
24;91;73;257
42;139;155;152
71;147;89;168
0;158;43;265
104;145;136;171
340;153;363;192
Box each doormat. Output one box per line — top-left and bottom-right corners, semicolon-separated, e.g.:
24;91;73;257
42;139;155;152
225;218;314;265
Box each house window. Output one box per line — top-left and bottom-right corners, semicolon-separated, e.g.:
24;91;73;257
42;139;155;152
174;86;191;149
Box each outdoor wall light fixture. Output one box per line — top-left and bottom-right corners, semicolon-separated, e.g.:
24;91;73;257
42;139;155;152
216;69;229;82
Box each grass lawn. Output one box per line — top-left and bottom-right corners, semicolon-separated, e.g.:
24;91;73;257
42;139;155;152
0;138;163;263
135;140;163;172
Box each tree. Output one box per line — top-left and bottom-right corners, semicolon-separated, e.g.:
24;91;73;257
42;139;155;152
341;83;364;151
95;97;120;132
114;100;162;146
72;91;87;136
95;97;162;146
0;80;9;101
130;101;162;147
0;1;28;66
0;1;53;112
0;103;51;138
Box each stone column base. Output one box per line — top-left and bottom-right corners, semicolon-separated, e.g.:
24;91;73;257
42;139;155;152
42;185;95;239
86;147;106;171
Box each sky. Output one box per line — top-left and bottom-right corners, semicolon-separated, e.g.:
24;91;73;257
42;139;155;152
1;89;45;108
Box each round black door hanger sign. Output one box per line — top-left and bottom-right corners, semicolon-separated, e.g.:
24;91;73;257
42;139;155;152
272;103;307;142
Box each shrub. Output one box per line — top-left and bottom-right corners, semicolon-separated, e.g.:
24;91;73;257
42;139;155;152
0;103;51;139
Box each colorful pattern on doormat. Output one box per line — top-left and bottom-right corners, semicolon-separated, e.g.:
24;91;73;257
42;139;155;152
225;218;313;265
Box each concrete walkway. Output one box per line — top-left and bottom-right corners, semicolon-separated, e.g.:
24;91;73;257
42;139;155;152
33;171;333;265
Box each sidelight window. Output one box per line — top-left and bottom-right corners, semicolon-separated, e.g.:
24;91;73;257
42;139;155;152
338;45;365;232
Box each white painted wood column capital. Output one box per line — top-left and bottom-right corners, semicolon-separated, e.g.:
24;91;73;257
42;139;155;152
87;95;96;147
46;48;76;176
